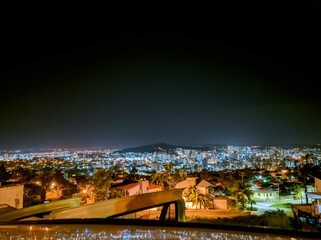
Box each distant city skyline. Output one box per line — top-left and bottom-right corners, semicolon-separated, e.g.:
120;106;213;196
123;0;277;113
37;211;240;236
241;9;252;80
1;142;321;153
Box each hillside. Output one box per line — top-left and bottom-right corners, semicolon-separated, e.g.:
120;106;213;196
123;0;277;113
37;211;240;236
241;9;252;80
116;143;213;153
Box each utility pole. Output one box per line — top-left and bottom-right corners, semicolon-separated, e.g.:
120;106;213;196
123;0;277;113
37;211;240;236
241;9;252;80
304;171;308;204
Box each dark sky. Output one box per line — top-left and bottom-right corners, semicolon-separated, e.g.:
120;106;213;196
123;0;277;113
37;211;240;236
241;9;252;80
1;3;321;150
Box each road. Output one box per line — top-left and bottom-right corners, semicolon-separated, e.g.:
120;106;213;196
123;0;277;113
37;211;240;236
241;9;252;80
185;209;251;219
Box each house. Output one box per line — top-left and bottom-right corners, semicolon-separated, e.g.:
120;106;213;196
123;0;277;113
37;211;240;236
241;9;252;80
115;179;161;197
174;177;197;189
196;179;214;195
175;178;222;209
307;170;321;217
309;170;321;192
252;185;279;202
0;184;24;209
291;170;321;228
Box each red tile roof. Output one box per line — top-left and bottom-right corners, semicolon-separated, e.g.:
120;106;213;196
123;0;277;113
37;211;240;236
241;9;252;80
115;183;139;191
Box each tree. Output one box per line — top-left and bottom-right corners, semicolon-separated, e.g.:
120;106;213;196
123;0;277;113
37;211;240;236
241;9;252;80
130;163;138;176
215;173;240;196
172;169;187;184
112;163;122;172
199;169;211;181
127;162;139;181
23;183;46;207
216;173;254;211
293;183;303;201
38;167;55;191
164;162;173;174
234;187;255;210
108;188;122;199
0;163;11;183
183;185;208;209
92;169;113;202
300;153;312;165
13;167;36;184
299;163;312;204
150;172;171;190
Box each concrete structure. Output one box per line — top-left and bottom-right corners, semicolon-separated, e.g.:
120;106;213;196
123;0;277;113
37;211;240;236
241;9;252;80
0;184;24;209
213;197;229;209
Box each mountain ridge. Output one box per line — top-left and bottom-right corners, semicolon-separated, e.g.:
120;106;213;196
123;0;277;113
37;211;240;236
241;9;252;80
115;142;215;153
115;142;321;153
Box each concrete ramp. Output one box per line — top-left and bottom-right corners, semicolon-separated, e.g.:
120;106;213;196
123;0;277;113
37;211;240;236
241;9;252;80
0;197;82;222
48;189;186;222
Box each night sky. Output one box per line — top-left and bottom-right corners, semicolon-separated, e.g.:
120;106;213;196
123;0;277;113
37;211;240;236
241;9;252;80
1;3;321;150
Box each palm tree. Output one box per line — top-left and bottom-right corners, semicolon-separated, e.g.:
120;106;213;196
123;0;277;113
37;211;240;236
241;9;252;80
172;169;187;184
150;172;171;190
216;173;254;211
234;187;255;210
238;178;255;210
299;163;311;204
293;183;303;201
127;163;138;181
164;162;173;174
183;186;208;209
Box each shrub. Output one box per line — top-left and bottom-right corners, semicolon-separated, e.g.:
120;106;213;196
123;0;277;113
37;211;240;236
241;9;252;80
186;209;293;229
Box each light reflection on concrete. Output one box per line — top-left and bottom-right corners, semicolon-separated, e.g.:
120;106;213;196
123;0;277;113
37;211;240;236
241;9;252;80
0;224;316;240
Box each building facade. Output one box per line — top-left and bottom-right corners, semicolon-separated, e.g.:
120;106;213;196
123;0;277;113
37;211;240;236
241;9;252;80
0;184;24;209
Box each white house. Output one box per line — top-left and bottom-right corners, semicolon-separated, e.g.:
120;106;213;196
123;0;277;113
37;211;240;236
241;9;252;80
115;179;162;197
252;185;279;202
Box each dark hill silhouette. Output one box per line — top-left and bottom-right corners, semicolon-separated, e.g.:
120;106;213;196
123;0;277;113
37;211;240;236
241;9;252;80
116;142;213;153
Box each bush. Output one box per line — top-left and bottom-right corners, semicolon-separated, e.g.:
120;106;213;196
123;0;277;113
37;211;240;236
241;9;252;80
186;209;293;229
261;209;292;228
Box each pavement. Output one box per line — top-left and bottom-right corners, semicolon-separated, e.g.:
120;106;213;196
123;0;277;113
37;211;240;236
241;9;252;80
185;199;306;218
251;199;305;216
